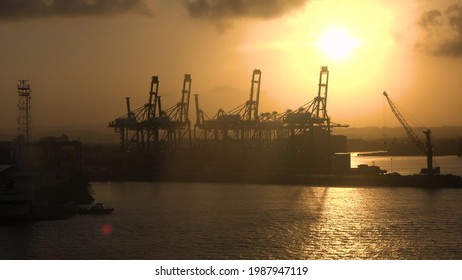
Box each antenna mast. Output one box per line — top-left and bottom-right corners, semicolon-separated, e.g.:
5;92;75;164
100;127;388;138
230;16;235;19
17;80;32;143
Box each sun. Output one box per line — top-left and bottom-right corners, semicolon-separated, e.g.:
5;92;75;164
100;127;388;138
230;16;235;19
317;27;360;61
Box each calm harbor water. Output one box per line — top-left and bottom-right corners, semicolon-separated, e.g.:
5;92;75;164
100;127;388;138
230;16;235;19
1;156;462;260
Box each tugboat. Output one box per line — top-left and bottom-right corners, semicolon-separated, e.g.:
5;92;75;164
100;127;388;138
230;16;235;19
77;203;114;215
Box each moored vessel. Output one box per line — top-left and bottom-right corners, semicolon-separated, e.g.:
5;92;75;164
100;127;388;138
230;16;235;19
77;203;114;215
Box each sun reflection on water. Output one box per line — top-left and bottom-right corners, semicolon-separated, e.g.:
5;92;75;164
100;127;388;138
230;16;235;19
299;187;420;259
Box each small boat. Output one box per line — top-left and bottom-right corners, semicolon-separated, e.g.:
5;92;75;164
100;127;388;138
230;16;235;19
77;203;114;215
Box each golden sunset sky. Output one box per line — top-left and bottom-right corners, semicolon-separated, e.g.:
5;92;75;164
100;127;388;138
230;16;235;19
1;0;461;131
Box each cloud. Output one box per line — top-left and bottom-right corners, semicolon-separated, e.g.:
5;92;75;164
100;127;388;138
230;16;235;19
419;9;443;29
416;4;462;57
185;0;308;20
0;0;151;21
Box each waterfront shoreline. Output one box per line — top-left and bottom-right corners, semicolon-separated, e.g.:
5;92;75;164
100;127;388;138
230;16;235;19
89;172;462;189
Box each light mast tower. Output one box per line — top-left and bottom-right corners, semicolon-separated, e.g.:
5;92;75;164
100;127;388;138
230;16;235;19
17;80;32;143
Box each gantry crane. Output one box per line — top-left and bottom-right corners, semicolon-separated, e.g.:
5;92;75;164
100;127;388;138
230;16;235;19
162;74;193;148
285;66;333;136
193;69;263;147
383;91;440;175
109;76;166;152
111;75;196;152
243;69;262;121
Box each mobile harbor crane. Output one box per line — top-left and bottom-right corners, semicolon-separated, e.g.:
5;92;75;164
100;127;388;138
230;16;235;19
383;91;440;175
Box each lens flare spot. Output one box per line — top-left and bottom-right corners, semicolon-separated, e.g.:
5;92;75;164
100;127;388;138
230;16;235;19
101;224;113;235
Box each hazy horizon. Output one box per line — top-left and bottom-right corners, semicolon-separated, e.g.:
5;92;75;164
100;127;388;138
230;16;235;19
2;124;462;145
1;0;462;131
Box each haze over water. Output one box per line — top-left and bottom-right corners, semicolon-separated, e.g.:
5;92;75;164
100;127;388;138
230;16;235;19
1;156;462;260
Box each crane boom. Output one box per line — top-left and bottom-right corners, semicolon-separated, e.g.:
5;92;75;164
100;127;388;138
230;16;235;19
383;91;426;154
383;91;439;175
